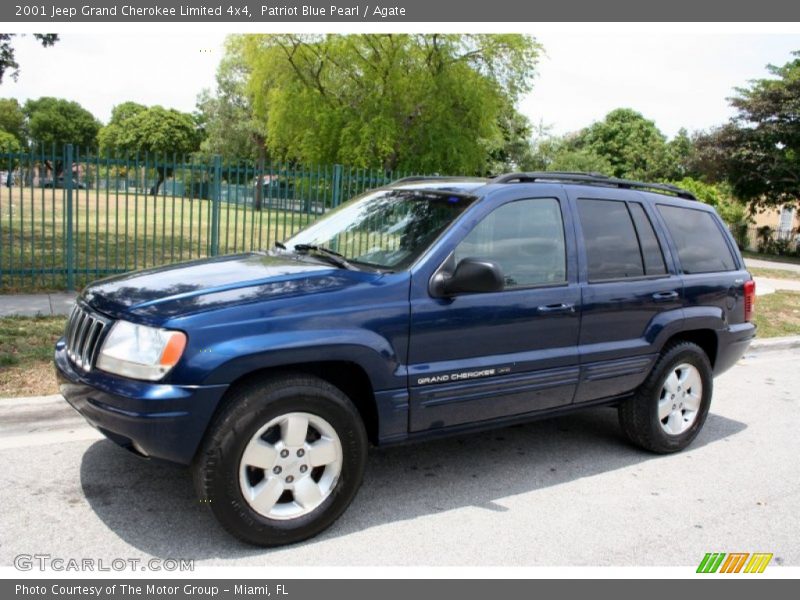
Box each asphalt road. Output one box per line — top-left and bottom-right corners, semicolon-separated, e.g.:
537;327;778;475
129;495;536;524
1;348;798;567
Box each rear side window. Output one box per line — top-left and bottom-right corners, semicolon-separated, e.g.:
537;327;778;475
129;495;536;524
657;205;737;274
628;203;667;276
577;199;644;280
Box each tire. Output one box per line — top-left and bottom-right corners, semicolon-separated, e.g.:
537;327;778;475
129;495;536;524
193;374;368;547
618;341;713;454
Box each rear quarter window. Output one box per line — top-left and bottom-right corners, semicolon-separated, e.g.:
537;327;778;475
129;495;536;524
657;204;736;274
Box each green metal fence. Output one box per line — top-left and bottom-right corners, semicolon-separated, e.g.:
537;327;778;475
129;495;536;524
0;145;421;291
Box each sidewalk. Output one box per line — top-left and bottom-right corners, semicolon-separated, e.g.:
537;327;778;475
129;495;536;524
0;293;75;317
754;277;800;296
745;257;800;274
743;256;800;296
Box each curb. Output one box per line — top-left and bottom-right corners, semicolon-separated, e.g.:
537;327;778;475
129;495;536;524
748;335;800;353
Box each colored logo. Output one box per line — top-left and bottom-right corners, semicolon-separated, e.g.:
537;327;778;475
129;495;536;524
697;552;773;573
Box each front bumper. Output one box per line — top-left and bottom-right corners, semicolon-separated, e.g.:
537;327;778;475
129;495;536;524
55;339;228;465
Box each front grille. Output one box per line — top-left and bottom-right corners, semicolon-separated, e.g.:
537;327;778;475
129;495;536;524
65;304;111;372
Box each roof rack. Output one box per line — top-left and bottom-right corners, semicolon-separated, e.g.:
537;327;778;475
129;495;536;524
389;175;445;184
492;172;697;200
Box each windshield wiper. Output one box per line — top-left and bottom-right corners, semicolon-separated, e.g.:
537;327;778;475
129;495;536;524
292;244;356;270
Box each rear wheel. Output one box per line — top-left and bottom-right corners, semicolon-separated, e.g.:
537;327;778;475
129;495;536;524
193;374;367;546
618;341;713;453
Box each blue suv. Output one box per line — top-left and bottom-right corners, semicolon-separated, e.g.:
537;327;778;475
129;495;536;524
55;172;756;546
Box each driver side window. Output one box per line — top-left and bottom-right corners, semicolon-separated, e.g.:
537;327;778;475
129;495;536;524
454;198;566;288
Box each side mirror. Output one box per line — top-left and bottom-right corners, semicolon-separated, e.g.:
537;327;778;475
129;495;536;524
431;257;505;297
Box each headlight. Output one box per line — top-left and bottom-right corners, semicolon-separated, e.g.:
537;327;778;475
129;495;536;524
96;321;187;381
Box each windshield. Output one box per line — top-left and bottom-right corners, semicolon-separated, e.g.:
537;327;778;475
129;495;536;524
283;188;478;270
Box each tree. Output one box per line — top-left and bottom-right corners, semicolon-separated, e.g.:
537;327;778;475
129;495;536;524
196;36;263;161
96;101;147;150
24;97;100;150
528;133;612;173
693;52;800;210
0;34;58;84
0;130;22;181
548;147;613;174
665;127;697;180
486;102;536;173
569;108;671;180
196;36;270;208
98;103;202;195
24;97;100;175
0;129;21;154
527;123;614;174
528;109;684;180
0;98;26;144
241;34;541;174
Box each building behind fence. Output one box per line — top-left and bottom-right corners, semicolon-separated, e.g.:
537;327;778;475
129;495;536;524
0;145;423;290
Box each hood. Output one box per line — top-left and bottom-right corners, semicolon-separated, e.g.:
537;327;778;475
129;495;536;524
82;253;374;321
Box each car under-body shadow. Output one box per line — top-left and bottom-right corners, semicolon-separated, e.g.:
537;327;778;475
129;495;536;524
79;406;746;559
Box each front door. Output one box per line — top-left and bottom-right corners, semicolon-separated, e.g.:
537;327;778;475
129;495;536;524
408;195;581;432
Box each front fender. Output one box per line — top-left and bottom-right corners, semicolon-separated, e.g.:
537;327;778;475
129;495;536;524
191;329;403;391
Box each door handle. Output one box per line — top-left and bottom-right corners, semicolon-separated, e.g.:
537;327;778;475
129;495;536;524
652;291;679;302
538;303;575;314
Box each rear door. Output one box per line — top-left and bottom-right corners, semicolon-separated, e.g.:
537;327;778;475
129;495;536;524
407;193;581;432
570;191;684;403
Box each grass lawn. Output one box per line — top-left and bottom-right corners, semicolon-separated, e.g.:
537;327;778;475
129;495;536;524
0;315;66;397
749;267;800;281
752;291;800;338
742;250;800;266
3;291;800;398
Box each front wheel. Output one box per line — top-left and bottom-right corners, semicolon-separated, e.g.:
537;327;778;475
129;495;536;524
618;341;713;454
193;374;367;546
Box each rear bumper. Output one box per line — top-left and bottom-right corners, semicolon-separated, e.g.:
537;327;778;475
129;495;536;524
55;339;228;465
714;322;757;376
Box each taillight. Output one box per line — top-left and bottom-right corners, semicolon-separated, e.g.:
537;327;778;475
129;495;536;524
744;280;755;322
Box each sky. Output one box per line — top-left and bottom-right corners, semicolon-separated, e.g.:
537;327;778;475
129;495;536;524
520;32;799;138
3;31;799;140
4;32;228;123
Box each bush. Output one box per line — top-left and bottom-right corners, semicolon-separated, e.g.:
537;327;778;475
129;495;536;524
773;238;792;256
731;222;750;251
757;226;775;254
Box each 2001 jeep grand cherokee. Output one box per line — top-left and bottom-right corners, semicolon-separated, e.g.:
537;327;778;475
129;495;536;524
56;172;756;546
